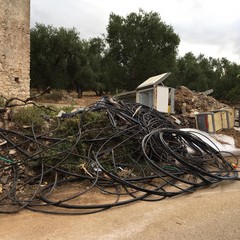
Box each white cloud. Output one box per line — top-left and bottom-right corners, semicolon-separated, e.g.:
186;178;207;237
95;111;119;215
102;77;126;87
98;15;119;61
30;0;240;63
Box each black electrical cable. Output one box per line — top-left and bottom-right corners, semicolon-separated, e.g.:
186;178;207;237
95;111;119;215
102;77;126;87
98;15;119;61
0;99;239;215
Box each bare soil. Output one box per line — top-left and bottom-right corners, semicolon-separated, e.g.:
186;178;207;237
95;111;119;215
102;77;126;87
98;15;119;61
1;180;240;240
36;91;104;108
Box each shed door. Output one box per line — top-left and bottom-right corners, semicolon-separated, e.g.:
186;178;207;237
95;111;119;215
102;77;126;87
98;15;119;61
157;86;169;113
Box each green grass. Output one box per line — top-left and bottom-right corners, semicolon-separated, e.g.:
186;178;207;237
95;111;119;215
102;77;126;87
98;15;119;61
12;105;55;130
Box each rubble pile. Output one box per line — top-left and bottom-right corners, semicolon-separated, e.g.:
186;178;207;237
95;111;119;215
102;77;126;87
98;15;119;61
174;86;227;114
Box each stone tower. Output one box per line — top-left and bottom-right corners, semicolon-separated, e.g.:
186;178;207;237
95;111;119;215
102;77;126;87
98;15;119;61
0;0;30;100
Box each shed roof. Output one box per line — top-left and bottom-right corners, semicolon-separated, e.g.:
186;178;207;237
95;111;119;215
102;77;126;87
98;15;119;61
136;72;171;90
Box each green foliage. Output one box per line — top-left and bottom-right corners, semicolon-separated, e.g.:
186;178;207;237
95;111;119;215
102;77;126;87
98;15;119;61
11;107;107;173
86;37;108;95
215;60;240;101
226;84;240;102
30;11;240;102
168;53;240;101
106;9;180;90
169;53;208;91
30;24;96;96
57;117;80;136
30;9;180;94
81;111;106;123
12;106;54;130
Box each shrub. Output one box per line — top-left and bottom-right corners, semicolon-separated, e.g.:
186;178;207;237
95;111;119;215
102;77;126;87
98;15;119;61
12;106;54;130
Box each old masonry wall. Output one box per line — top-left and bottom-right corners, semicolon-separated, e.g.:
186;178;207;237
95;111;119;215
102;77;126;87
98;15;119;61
0;0;30;100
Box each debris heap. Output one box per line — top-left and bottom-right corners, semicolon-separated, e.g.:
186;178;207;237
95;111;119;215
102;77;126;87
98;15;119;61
174;86;227;114
0;99;238;215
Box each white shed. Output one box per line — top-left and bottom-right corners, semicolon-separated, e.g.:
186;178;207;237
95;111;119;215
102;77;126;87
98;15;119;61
136;72;175;113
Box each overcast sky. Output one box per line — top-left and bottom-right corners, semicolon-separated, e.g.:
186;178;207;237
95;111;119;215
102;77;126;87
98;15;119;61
30;0;240;63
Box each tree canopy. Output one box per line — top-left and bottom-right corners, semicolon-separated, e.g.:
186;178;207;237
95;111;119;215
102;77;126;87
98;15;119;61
106;9;180;90
167;53;240;101
30;10;240;101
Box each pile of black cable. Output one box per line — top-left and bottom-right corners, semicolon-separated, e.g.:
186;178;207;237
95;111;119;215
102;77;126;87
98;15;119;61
0;98;238;214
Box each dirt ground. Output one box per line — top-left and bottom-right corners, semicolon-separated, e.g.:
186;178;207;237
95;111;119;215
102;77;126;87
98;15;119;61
0;180;240;240
61;92;103;107
35;91;104;108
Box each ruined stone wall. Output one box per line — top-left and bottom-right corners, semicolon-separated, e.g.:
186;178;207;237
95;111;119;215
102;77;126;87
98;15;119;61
0;0;30;100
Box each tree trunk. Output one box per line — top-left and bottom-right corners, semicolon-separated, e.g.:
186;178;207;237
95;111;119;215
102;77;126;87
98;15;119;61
74;80;83;98
94;90;103;96
77;90;83;98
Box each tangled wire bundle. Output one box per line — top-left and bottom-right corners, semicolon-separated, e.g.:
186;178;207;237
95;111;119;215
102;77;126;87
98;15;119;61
0;99;239;214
